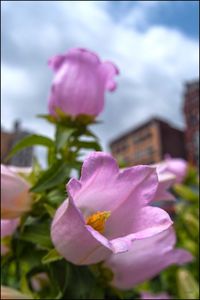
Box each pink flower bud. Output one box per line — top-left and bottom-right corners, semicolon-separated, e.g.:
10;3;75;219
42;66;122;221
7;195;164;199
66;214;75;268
48;48;119;117
1;165;32;219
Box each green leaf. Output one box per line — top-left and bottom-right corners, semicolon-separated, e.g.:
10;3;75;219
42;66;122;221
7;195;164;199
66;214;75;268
47;147;56;166
20;221;53;249
55;125;75;151
63;265;104;299
177;269;199;299
43;203;56;217
30;160;69;193
46;189;66;206
182;240;198;256
183;213;199;238
37;114;57;124
173;184;199;202
184;165;199;186
75;140;102;151
6;134;54;161
42;249;63;264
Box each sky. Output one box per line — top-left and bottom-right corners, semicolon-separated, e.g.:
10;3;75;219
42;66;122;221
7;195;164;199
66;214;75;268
1;1;199;165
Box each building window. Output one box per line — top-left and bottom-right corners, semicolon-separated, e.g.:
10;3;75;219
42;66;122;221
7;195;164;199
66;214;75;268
146;146;154;156
189;115;197;127
133;132;152;144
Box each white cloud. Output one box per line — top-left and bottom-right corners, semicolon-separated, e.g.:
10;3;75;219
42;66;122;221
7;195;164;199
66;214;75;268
1;1;199;161
1;64;32;97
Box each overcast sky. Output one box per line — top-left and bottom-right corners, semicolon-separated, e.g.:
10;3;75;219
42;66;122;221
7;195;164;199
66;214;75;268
1;1;199;164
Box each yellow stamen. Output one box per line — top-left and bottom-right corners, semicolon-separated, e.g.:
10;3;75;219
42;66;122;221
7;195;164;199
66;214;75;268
86;211;111;233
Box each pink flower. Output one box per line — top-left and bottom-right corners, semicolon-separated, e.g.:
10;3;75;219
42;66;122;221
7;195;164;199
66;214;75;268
149;167;175;202
1;219;19;255
155;156;188;184
51;152;172;265
150;157;188;202
140;291;171;299
1;286;32;299
48;48;119;117
1;165;31;219
105;227;193;290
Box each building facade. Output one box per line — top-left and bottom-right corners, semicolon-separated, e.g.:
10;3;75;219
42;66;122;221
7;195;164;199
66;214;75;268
1;121;33;167
110;118;186;166
183;80;199;168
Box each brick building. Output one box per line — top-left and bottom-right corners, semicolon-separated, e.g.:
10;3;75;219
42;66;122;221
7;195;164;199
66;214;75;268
1;121;33;167
183;79;199;168
110;118;186;166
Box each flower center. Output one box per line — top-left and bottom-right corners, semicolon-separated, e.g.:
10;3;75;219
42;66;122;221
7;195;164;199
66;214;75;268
86;211;111;234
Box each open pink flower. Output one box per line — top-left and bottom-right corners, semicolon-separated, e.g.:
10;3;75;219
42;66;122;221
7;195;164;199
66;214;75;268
1;165;31;219
51;152;173;265
1;219;19;255
105;227;193;290
48;48;119;117
155;156;188;184
150;157;188;202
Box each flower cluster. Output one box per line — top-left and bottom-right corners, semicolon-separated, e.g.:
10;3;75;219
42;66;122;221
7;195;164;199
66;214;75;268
1;48;195;299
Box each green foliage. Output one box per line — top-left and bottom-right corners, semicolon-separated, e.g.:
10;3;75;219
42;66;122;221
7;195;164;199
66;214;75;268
2;111;199;299
42;249;63;264
177;269;199;299
6;134;54;162
1;114;118;300
30;160;70;193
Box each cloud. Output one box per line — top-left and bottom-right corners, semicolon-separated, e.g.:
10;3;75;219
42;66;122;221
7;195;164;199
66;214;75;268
1;1;199;164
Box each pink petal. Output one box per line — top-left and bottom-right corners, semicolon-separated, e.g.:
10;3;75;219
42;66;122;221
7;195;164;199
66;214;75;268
1;219;19;238
48;54;66;71
141;291;171;299
1;165;31;219
106;206;172;246
105;227;193;289
51;197;112;265
48;48;119;117
165;157;188;183
1;219;19;255
68;152;158;215
99;61;119;91
67;152;119;213
154;157;188;184
153;172;176;202
105;199;172;240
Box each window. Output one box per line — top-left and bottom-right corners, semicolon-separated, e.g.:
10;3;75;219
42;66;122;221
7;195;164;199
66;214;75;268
146;146;154;156
133;132;152;144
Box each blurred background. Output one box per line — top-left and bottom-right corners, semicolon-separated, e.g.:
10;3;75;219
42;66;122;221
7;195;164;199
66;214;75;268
1;1;199;168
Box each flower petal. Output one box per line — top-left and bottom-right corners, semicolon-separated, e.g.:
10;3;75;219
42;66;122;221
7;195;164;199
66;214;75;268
154;157;188;184
48;54;66;71
68;153;158;216
104;166;161;238
51;197;112;265
1;219;19;238
141;291;171;299
105;227;193;289
1;165;31;219
67;152;119;213
48;48;119;117
99;61;119;91
153;171;176;202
